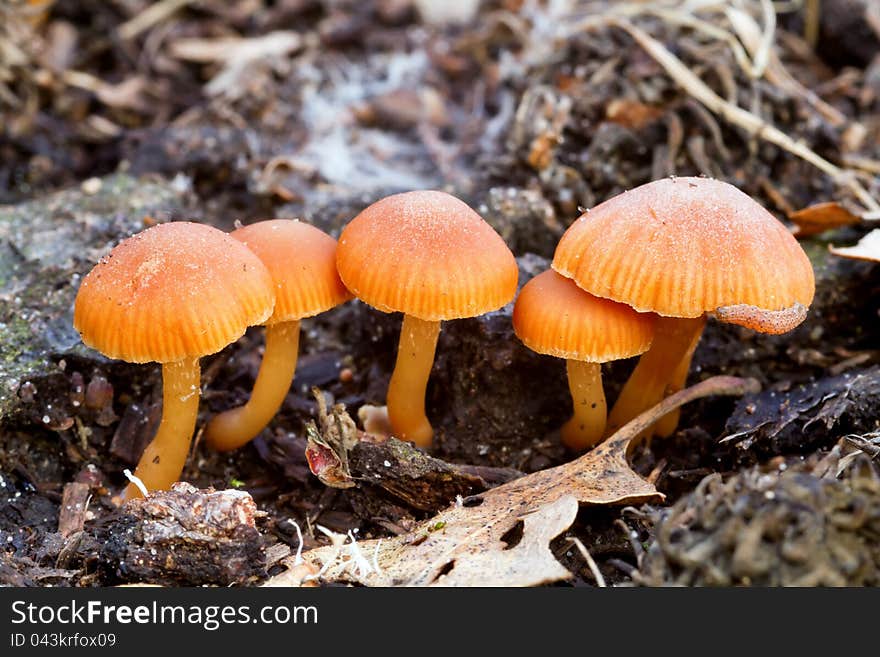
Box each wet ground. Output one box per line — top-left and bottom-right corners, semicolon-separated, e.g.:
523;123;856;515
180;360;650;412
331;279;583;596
1;0;879;586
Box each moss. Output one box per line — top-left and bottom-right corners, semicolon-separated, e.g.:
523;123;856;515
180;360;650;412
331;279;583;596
0;317;34;416
0;173;188;423
801;238;831;274
635;457;880;586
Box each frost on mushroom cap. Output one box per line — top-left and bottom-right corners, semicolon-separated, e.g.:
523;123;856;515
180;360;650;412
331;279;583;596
74;221;275;364
336;190;519;320
513;270;655;362
552;177;816;328
232;219;353;324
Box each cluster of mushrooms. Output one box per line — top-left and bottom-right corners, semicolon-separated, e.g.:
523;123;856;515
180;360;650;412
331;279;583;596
73;177;815;498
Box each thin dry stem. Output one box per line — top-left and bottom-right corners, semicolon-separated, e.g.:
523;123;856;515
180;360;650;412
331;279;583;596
608;18;880;214
607;375;762;456
569;537;607;587
118;0;196;40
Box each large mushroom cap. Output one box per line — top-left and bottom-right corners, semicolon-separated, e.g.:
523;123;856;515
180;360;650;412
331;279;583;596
336;190;519;320
74;221;275;363
552;177;815;326
513;270;655;362
231;219;352;324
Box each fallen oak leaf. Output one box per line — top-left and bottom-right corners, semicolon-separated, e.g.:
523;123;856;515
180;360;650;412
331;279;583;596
430;495;579;586
789;202;862;238
294;375;759;586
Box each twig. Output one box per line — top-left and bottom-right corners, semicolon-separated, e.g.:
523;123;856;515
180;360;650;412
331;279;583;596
119;0;196;41
725;1;847;126
569;537;606;587
609;18;880;214
614;518;645;560
844;155;880;176
803;0;821;47
843;433;880;460
604;376;761;456
612;1;774;81
634;6;757;76
749;0;776;78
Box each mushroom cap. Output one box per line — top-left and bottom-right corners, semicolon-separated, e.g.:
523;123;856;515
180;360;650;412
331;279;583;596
74;221;275;364
513;270;655;362
336;190;519;320
231;219;352;324
552;177;815;329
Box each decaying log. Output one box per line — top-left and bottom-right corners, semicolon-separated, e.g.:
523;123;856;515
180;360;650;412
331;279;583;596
101;482;266;586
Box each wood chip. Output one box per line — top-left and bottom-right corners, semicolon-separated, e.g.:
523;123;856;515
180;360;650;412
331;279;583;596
58;482;90;538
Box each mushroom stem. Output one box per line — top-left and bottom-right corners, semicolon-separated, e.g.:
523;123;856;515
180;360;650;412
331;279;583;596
560;360;606;450
204;320;301;452
653;330;701;438
126;357;201;498
605;315;706;439
387;314;441;447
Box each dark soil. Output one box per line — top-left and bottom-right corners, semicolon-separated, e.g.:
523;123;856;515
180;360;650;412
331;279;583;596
2;0;880;587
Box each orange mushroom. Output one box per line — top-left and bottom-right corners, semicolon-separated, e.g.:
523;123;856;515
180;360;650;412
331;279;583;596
552;177;815;438
336;190;518;447
204;219;352;451
73;222;275;497
513;270;655;450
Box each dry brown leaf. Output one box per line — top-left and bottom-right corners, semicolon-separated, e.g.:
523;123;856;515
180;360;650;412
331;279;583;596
435;495;579;586
605;98;664;130
290;376;759;587
304;389;359;489
789;202;862;237
829;229;880;263
20;0;55;28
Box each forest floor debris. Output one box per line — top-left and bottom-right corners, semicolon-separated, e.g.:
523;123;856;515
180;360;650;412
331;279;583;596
1;0;879;586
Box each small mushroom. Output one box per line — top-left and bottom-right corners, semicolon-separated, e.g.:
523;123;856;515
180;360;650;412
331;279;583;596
552;177;815;438
73;222;275;497
336;190;518;447
513;270;655;450
204;219;352;451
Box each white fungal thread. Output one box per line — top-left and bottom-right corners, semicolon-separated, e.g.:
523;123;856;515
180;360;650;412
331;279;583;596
372;539;383;575
122;469;149;498
346;530;375;578
287;518;305;566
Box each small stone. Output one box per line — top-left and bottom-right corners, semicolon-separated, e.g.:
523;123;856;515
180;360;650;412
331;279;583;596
81;177;102;195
